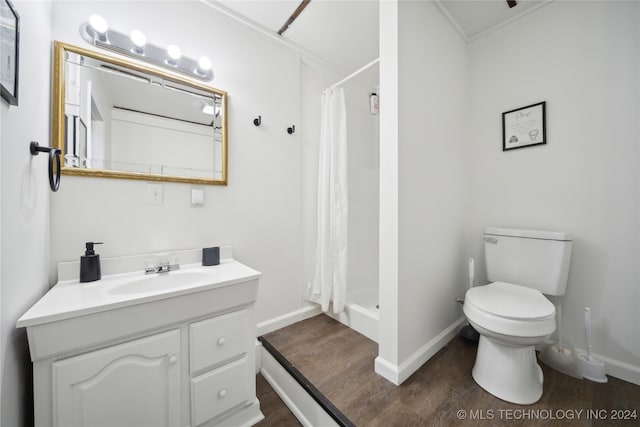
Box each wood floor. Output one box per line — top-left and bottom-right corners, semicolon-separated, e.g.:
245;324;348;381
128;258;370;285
257;314;640;426
255;373;301;426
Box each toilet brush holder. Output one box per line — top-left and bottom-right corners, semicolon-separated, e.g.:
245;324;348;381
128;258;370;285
578;307;607;383
577;353;608;383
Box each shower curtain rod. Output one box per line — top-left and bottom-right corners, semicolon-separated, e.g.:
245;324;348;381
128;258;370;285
330;57;380;89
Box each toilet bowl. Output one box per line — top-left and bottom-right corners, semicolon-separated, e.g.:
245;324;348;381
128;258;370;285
464;281;556;404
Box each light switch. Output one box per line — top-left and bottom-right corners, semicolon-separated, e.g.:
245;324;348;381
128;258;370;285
147;183;163;205
191;188;204;206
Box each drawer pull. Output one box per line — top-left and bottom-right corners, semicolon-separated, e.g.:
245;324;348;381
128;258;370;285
168;355;178;365
217;337;226;346
218;389;227;398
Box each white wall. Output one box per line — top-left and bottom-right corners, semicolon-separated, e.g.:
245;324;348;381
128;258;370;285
300;62;328;299
50;1;305;328
0;2;52;426
377;0;400;373
397;0;468;365
377;0;468;383
343;70;379;298
467;1;640;381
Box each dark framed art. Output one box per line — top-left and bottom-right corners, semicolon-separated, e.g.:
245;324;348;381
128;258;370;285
502;101;546;151
0;0;19;106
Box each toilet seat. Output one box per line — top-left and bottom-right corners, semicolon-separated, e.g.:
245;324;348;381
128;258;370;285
464;282;555;338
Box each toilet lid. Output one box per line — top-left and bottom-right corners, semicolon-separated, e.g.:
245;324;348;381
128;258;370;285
466;282;555;320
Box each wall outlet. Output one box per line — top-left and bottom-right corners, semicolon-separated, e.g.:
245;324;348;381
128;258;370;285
147;183;163;205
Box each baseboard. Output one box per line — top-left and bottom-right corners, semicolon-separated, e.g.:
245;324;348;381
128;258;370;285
260;347;340;427
257;305;322;336
599;354;640;386
374;356;401;385
375;316;466;385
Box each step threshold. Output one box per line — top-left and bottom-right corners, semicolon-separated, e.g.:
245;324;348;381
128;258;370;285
258;336;355;427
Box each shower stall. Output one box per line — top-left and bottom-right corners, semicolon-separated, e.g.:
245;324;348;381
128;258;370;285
322;62;380;342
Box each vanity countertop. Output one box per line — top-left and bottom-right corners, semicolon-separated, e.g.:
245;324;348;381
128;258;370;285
17;259;260;328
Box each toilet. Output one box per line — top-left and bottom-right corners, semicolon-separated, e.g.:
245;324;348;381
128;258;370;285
463;227;572;405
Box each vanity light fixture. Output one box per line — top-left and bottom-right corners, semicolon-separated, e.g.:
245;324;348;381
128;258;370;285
82;16;214;81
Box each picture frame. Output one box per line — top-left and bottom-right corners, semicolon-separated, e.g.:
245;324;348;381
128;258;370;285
0;0;19;106
502;101;546;151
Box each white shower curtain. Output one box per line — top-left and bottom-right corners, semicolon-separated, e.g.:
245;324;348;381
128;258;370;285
308;86;348;314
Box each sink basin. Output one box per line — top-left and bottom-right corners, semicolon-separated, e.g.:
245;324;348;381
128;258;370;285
16;254;262;329
108;270;214;295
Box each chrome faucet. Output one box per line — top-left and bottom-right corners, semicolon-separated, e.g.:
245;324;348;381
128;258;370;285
145;259;180;274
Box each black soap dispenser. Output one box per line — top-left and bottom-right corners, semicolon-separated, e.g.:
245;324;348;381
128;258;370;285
80;242;103;283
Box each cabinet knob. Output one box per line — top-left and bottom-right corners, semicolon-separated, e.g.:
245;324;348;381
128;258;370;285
217;337;226;346
168;355;178;365
218;389;227;398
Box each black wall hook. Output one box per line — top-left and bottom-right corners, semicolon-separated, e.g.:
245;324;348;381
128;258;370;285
253;115;261;126
287;125;295;135
30;141;61;192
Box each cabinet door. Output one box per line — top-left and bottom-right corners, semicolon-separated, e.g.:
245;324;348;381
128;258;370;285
52;329;181;427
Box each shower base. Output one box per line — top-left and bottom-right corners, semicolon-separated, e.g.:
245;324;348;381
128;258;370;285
326;287;378;342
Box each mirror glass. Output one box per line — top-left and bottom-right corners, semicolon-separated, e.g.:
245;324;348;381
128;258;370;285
53;41;227;185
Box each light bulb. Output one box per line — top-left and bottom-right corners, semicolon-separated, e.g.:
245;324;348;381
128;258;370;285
201;102;214;115
89;14;109;42
167;44;181;62
198;56;212;71
89;14;108;34
130;30;146;48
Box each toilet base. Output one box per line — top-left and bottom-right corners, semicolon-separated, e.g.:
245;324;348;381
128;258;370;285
472;335;544;405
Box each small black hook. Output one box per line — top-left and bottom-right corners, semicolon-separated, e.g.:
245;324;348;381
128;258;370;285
253;115;261;126
30;141;61;192
287;125;295;135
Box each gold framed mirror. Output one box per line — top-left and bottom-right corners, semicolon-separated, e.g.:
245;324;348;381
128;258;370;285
52;41;227;185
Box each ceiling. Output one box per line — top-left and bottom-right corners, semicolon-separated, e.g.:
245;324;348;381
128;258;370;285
213;0;551;75
436;0;551;41
215;0;379;75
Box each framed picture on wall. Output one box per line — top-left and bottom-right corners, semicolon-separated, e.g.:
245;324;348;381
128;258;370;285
0;0;19;106
502;101;546;151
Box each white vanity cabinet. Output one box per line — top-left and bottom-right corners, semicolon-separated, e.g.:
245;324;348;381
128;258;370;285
17;255;264;427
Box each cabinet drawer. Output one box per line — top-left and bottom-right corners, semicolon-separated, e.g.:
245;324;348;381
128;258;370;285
191;357;250;426
190;310;246;373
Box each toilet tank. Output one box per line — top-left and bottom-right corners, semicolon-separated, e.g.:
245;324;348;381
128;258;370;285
484;227;572;296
